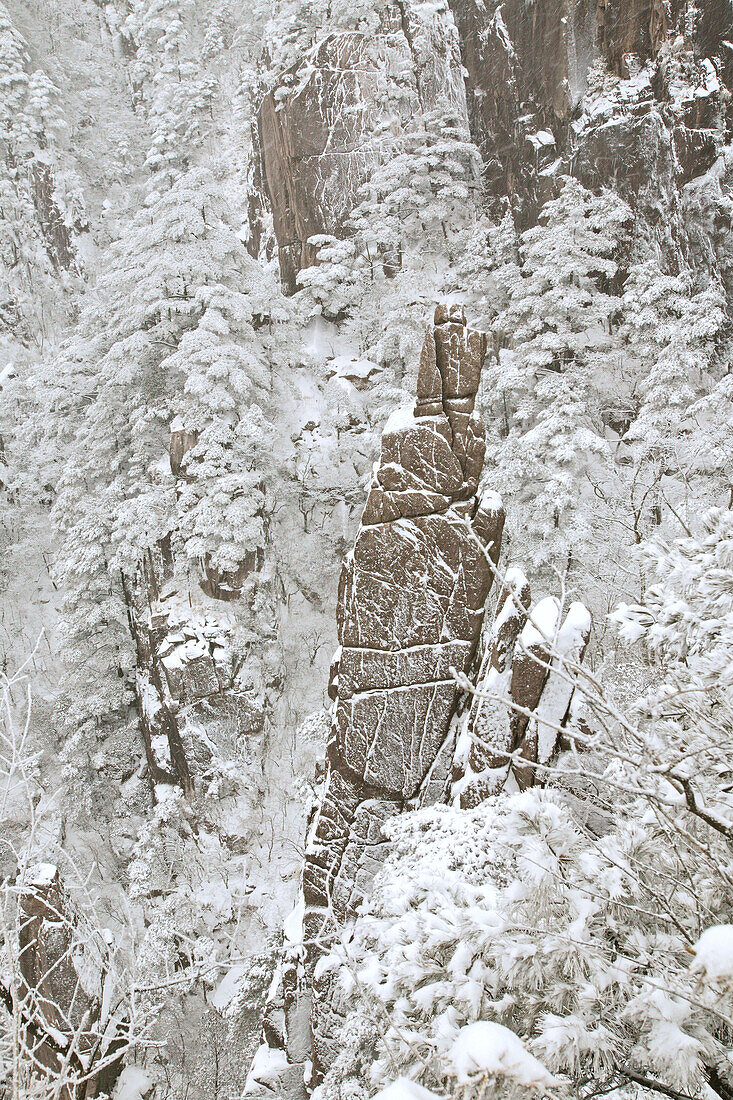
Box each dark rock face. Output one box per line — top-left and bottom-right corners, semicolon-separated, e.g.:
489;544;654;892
258;33;383;294
448;0;597;211
258;10;467;292
446;0;732;219
15;866;125;1099
255;0;732;289
255;1;732;286
30;161;77;272
294;306;504;1074
596;0;680;76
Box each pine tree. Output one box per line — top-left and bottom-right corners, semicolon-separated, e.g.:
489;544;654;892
123;0;217;182
620;262;726;484
484;177;632;569
0;2;70;343
49;167;287;742
350;110;482;281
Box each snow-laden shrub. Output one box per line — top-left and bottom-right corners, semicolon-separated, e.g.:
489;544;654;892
318;788;731;1099
316;507;733;1100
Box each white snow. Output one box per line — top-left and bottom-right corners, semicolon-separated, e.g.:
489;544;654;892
137;673;162;721
449;1021;559;1088
540;157;563;177
528;130;556;150
244;1042;290;1093
478;487;503;515
372;1080;444;1100
384;403;416;434
28;862;58;887
283;896;305;947
210;963;248;1011
330;355;382;381
113;1066;153;1100
0;362;16;389
523;600;590;762
520;596;561;650
691;925;733;983
494;568;528;631
151;734;171;769
556;602;591;652
301;315;339;360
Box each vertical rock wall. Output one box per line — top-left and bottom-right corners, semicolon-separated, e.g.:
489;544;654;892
255;0;733;263
14;865;125;1099
257;6;469;291
257;307;506;1085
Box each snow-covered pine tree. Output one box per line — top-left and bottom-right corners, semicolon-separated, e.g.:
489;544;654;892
484;177;632;572
0;2;71;344
48;167;286;765
619;261;727;521
349;110;482;281
299;108;482;315
123;0;217;182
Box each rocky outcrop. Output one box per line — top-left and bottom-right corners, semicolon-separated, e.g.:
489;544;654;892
306;305;503;925
446;0;732;220
30;161;77;272
123;554;269;795
447;0;597;211
120;423;274;795
251;307;506;1086
452;570;591;806
250;309;597;1092
256;0;732;265
257;7;468;292
596;0;680;75
10;865;126;1099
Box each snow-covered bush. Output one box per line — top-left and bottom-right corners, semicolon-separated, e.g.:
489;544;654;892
315;507;733;1100
0;658;148;1099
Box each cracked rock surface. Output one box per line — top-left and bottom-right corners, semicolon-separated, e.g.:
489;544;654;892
258;9;468;292
296;306;504;1076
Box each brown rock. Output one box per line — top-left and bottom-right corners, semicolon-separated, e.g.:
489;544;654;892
258;33;383;292
416;325;443;412
455;587;592;803
257;12;469;291
17;867;125;1098
169;424;199;478
300;307;503;1077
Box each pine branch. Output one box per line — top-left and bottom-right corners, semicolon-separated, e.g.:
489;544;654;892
617;1064;702;1100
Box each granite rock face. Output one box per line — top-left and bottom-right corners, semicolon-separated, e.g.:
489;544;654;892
447;0;598;210
447;0;732;222
290;306;504;1076
258;8;468;292
16;866;125;1098
124;555;268;795
256;0;732;277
